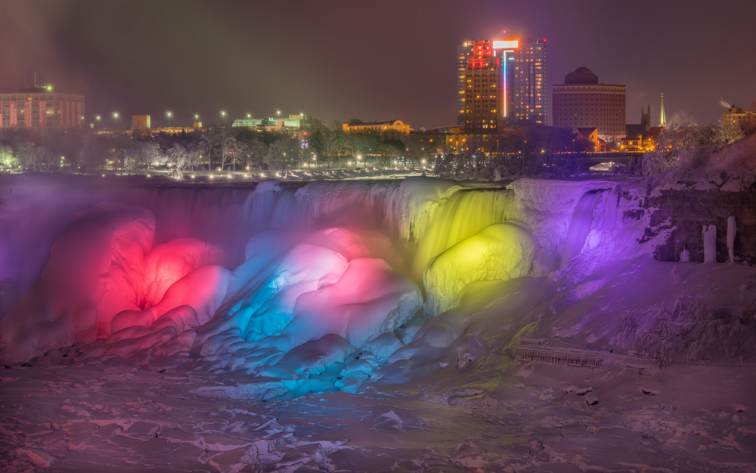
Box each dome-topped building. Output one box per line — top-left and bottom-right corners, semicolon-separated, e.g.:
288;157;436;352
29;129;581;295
564;67;599;85
553;67;626;140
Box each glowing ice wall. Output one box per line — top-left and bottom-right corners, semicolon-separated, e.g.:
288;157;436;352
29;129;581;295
0;174;653;390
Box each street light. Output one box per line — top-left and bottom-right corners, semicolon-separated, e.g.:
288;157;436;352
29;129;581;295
111;111;120;120
95;115;102;122
246;112;252;119
219;110;227;119
193;113;200;121
165;110;173;121
275;109;282;117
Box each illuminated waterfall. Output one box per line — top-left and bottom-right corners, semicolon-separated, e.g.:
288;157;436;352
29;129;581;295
1;176;645;397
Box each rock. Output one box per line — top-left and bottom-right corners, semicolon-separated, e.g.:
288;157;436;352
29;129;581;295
680;248;691;262
17;447;55;467
575;386;593;396
528;438;545;454
584;393;599;406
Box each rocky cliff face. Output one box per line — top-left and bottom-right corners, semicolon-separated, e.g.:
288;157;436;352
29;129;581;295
646;189;756;264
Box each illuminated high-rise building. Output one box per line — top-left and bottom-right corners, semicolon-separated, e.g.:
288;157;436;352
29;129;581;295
457;37;546;133
512;39;547;125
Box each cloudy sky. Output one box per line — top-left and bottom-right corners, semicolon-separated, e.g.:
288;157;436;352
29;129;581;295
1;0;754;128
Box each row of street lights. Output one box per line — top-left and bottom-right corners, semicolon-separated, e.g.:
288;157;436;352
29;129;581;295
90;109;288;122
86;108;301;131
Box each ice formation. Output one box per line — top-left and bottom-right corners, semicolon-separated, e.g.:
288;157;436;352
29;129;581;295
0;176;655;395
727;215;736;262
703;224;717;263
423;223;535;314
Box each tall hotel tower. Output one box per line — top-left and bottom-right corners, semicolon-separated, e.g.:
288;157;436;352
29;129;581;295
457;37;546;133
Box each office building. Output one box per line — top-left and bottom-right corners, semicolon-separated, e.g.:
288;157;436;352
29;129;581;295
0;86;85;130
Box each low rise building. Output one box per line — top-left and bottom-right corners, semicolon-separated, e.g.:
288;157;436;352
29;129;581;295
722;104;756;138
233;114;304;132
0;86;85;130
341;119;411;135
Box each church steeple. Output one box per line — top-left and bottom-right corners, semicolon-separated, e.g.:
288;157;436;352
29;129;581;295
659;93;667;127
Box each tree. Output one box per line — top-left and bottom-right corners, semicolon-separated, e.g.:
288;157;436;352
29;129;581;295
265;136;299;174
221;136;240;170
17;141;53;171
0;146;19;171
244;138;268;171
642;125;722;176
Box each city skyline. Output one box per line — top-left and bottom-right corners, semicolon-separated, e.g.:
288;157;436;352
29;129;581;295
1;0;754;128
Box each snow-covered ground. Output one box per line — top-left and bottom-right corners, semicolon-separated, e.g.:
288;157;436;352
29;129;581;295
2;257;755;472
1;174;755;472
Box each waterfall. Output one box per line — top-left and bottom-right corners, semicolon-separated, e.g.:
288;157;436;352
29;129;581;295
561;190;603;265
2;175;650;374
410;186;520;276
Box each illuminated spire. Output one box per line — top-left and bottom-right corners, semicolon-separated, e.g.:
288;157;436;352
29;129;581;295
659;92;667;127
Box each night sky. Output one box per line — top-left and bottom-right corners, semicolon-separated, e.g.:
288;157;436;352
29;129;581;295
1;0;754;128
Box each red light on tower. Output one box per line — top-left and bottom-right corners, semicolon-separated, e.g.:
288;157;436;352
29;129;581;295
468;40;494;69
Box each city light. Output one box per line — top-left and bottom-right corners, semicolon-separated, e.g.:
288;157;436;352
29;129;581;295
166;110;173;120
219;110;227;118
95;115;102;122
246;112;252;118
111;111;120;120
193;113;200;120
492;39;519;50
275;109;282;116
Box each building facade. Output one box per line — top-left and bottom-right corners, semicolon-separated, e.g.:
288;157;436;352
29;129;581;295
341;119;411;135
131;114;151;131
233;114;304;131
512;39;547;124
552;67;626;140
0;87;85;130
457;38;546;133
722;104;756;138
